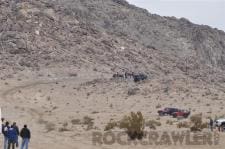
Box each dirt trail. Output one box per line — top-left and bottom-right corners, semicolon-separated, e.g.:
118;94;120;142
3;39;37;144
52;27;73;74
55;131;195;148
0;76;109;149
1;77;77;99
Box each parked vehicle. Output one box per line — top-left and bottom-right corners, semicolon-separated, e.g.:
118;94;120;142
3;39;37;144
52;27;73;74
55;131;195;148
158;108;180;116
215;118;225;127
133;73;148;82
172;110;190;118
214;118;225;131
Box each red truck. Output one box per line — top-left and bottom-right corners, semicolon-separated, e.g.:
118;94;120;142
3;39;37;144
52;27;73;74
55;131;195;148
172;110;190;118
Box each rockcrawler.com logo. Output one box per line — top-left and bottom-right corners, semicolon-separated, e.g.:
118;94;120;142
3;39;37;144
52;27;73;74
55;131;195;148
92;131;220;146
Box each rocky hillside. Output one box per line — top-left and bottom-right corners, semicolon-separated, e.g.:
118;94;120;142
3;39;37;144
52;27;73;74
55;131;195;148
0;0;225;78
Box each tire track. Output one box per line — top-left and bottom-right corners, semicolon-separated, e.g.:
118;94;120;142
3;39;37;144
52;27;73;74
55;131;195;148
1;77;82;99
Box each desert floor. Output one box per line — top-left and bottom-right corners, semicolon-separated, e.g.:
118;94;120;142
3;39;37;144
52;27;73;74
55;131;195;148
0;67;225;149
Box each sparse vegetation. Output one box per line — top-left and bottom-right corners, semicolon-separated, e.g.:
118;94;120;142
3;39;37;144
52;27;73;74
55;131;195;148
45;122;56;132
206;103;211;106
104;112;146;139
119;112;145;140
91;111;99;114
190;114;208;132
166;120;174;125
177;121;190;128
83;116;94;130
104;120;118;131
71;119;81;125
68;72;77;77
145;119;161;130
58;127;70;132
127;88;140;96
155;104;161;109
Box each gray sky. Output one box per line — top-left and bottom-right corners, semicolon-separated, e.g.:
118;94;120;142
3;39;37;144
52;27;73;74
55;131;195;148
127;0;225;31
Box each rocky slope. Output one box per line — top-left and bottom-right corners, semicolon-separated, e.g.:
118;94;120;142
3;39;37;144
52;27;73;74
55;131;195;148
0;0;225;86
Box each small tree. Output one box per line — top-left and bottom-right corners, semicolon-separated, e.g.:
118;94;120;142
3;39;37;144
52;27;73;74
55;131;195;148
119;112;145;140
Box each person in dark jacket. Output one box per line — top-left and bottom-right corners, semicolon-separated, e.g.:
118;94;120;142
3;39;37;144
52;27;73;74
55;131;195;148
20;125;31;149
7;125;17;149
3;121;10;149
1;118;5;133
1;118;6;149
209;118;214;132
12;122;19;147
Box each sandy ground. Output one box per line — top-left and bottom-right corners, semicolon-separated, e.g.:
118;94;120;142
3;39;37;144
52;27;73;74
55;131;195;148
0;67;225;149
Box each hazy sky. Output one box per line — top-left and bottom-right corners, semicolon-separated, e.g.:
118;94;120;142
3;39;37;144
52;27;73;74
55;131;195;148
127;0;225;31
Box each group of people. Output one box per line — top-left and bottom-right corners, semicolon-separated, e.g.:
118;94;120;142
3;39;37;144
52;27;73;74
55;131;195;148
1;118;31;149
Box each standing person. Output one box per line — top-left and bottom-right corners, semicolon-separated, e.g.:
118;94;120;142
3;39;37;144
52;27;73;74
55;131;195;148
3;121;10;149
1;118;5;133
209;118;214;132
7;125;17;149
20;125;31;149
12;122;19;147
1;118;5;149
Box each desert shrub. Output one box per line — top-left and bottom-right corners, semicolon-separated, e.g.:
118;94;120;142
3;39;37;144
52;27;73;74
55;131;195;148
83;116;94;130
45;122;56;132
155;104;161;109
177;121;190;128
58;127;70;132
127;88;140;96
146;120;161;130
119;112;145;140
109;104;113;108
166;120;174;125
71;119;81;125
190;114;207;132
71;117;95;130
57;122;70;132
68;72;77;77
104;120;118;131
200;122;208;129
156;117;160;121
92;111;99;114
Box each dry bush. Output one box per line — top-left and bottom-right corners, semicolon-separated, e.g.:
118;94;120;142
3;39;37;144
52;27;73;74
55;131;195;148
58;122;70;132
190;114;207;132
104;120;118;131
119;112;145;140
45;122;56;132
68;72;77;77
201;122;208;129
91;111;99;114
83;116;94;130
110;104;113;108
58;127;70;132
71;119;81;125
155;104;161;109
127;88;140;96
177;121;190;128
166;120;174;125
146;120;161;130
70;116;94;130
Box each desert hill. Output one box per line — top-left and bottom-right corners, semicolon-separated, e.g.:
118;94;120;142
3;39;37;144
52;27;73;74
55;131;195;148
0;0;225;149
